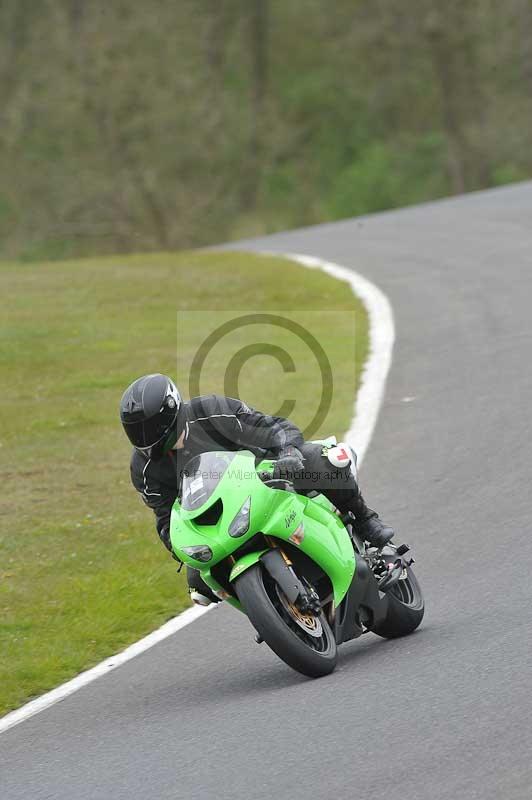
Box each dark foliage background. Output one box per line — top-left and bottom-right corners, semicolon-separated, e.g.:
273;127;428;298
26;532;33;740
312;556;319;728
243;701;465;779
1;0;530;260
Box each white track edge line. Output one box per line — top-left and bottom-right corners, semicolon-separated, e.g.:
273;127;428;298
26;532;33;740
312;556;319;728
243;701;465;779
0;250;394;735
0;605;213;734
281;252;395;465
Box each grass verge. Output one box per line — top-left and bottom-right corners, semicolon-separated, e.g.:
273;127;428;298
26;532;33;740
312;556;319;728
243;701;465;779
0;250;368;715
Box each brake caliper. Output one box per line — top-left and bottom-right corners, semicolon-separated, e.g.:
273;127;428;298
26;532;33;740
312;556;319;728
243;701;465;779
295;585;321;616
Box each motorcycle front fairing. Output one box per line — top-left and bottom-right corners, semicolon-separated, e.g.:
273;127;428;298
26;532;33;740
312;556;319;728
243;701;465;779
169;450;356;610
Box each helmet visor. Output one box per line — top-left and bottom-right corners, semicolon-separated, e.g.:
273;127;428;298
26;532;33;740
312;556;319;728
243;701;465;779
123;404;177;451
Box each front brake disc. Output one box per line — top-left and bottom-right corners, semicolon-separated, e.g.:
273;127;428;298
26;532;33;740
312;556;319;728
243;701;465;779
275;585;323;638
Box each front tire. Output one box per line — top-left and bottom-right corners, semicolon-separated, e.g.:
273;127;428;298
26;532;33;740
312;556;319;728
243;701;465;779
373;566;424;639
235;564;337;678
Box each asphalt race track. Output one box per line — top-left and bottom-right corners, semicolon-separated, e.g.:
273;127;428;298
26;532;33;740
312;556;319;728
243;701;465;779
2;183;531;800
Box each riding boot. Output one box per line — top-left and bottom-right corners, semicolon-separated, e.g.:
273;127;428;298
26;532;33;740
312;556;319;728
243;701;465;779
345;486;394;549
186;566;221;606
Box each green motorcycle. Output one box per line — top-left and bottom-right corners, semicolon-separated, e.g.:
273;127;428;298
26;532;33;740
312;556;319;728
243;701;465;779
170;439;424;678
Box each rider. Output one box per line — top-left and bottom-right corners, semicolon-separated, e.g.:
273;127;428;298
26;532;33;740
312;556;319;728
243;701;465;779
120;373;394;605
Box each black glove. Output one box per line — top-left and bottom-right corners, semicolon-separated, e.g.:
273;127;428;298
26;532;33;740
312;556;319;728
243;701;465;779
273;446;304;481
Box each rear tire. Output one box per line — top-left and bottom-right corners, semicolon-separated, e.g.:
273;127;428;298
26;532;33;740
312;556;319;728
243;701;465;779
373;566;424;639
235;564;337;678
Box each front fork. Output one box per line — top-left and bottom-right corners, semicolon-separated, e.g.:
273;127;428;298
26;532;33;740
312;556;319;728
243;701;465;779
261;537;321;616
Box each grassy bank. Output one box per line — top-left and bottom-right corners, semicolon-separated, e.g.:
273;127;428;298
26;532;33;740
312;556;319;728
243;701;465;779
0;250;368;715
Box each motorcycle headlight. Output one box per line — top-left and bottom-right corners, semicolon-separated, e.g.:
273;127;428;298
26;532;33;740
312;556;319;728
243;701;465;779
181;544;213;563
229;496;251;538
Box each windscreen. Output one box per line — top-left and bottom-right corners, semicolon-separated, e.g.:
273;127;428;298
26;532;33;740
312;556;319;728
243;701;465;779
181;451;238;511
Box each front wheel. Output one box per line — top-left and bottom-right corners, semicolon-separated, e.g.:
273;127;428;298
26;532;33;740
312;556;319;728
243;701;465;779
373;565;424;639
235;564;337;678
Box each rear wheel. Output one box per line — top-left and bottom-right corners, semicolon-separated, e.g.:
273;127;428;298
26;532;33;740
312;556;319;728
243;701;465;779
373;566;424;639
235;564;337;678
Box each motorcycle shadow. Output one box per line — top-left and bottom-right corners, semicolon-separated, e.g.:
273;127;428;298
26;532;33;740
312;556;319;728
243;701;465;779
198;627;428;705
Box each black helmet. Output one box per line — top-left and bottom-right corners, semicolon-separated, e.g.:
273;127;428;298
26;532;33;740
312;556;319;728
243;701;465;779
120;374;185;460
